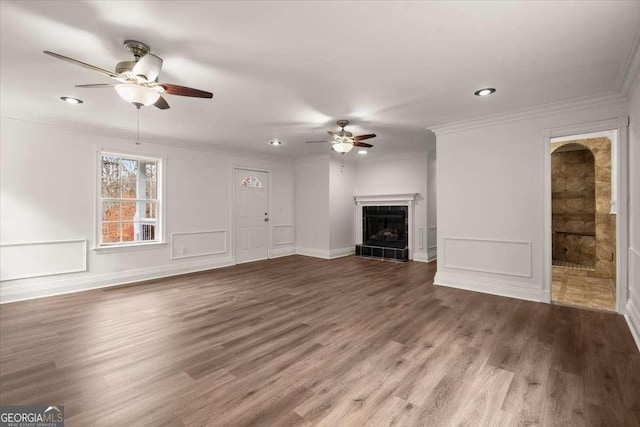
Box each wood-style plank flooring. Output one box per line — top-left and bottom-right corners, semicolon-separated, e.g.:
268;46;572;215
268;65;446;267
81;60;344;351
1;255;639;426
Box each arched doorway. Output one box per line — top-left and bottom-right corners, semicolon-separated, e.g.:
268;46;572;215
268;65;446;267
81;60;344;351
550;138;616;310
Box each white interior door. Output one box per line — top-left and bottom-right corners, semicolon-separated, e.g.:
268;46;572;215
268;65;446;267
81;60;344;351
234;169;269;263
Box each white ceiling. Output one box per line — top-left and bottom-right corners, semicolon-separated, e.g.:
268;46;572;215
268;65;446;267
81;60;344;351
1;1;639;159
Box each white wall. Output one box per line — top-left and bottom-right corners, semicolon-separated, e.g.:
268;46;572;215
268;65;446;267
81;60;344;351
329;159;356;255
427;151;437;261
434;100;630;302
0;117;295;302
294;155;330;257
354;153;429;262
627;81;640;347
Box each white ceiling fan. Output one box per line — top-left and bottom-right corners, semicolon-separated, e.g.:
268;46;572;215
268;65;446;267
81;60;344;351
44;40;213;110
306;120;376;154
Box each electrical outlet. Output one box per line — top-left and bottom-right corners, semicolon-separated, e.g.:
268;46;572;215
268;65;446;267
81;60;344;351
182;246;188;255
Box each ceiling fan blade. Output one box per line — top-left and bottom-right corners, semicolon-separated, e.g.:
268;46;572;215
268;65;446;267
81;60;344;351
354;134;376;141
160;83;213;98
305;140;330;143
75;84;115;88
154;96;170;110
132;53;163;81
354;142;373;148
43;51;117;77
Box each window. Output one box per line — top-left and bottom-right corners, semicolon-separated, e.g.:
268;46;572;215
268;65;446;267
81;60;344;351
241;175;262;188
98;152;162;246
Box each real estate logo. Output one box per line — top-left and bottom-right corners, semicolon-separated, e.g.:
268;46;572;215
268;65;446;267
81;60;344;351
0;405;64;427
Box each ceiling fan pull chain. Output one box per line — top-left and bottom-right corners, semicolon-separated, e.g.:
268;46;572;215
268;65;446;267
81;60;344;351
136;108;141;145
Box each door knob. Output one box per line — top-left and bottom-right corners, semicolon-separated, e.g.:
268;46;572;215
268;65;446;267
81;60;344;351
264;218;269;222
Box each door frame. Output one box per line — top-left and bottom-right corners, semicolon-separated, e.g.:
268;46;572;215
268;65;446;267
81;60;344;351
230;164;272;264
541;116;629;313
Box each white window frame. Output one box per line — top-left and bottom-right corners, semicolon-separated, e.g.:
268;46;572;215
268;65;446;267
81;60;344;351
94;150;166;252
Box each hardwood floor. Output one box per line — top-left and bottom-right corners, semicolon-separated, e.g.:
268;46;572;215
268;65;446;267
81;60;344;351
1;255;639;426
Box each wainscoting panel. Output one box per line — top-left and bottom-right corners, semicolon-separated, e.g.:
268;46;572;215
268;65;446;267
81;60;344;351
1;256;234;304
626;247;640;350
427;227;437;248
443;237;532;278
171;230;227;260
274;225;294;246
427;226;437;261
0;239;87;281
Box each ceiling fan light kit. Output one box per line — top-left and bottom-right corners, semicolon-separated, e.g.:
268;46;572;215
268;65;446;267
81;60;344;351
306;119;376;155
333;141;354;154
115;83;160;108
43;39;213;111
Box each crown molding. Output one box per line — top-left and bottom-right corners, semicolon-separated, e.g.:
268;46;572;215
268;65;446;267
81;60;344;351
617;25;640;97
355;149;429;165
427;91;627;136
0;109;296;163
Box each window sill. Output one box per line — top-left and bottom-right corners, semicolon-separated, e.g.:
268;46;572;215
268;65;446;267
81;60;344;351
93;242;167;254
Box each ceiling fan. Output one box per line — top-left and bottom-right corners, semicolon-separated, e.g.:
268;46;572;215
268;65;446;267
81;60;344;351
44;40;213;110
306;120;376;154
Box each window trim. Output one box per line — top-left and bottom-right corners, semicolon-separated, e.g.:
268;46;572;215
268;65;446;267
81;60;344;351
94;149;166;251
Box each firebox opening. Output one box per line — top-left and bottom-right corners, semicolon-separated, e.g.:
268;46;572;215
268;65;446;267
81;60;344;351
363;206;408;249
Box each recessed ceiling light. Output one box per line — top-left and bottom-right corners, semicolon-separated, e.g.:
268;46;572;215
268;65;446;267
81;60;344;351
270;139;282;146
358;150;368;155
474;88;496;97
60;96;83;104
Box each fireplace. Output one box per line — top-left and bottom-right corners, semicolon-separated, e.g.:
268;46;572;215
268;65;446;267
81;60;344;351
363;206;408;249
354;194;416;262
356;204;410;261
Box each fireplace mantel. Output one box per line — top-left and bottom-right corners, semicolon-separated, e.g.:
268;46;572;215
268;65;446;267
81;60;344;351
354;194;417;260
354;194;418;204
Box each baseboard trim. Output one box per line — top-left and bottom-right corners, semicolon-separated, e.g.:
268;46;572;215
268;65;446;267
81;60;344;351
294;247;355;260
329;247;355;259
434;271;545;302
427;248;437;262
413;252;430;263
295;247;330;259
625;293;640;352
0;256;234;304
270;247;295;259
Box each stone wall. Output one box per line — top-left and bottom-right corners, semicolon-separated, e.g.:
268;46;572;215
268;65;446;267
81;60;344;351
551;148;596;266
551;137;616;279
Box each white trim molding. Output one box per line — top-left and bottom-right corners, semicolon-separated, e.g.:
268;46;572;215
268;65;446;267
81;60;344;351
354;194;418;204
270;247;295;259
413;252;431;263
0;256;234;304
295;247;354;260
329;247;355;259
0;111;296;162
617;26;640;97
428;92;627;136
296;247;330;259
354;193;418;260
171;230;227;260
627;247;640;351
273;224;295;245
442;237;533;278
434;271;547;303
0;239;87;281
